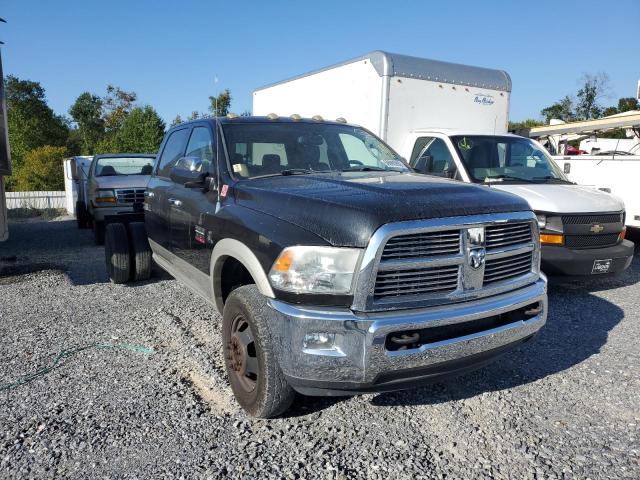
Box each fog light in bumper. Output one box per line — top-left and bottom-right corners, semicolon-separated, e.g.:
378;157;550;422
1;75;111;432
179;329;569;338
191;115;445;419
302;333;344;356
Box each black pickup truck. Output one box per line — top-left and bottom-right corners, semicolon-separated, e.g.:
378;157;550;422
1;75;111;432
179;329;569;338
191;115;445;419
104;116;548;417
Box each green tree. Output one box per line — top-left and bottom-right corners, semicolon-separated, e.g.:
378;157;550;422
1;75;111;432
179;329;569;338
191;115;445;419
5;75;68;169
69;92;105;154
109;106;166;153
209;89;232;117
575;73;610;120
13;145;67;191
103;84;137;134
541;95;576;123
170;115;183;127
508;118;544;132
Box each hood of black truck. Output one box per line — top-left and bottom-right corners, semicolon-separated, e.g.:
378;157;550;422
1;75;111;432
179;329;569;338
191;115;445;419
233;171;530;247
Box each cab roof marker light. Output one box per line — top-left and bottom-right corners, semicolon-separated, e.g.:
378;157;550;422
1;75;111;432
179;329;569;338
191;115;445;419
267;113;279;120
335;117;347;123
312;115;324;122
290;114;302;121
227;112;239;119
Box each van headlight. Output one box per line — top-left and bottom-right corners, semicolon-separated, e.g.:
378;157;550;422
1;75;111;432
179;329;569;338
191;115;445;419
269;246;361;294
535;213;547;229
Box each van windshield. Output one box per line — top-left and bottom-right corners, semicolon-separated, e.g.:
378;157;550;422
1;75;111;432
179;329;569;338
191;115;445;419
223;122;409;179
451;135;570;184
95;156;155;176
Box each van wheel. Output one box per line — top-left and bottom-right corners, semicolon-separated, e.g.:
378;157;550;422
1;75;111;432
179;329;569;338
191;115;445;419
222;285;295;418
93;220;105;245
128;222;152;281
104;223;130;284
76;201;88;229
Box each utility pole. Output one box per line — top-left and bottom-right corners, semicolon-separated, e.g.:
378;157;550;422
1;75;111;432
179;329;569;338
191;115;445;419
0;16;10;241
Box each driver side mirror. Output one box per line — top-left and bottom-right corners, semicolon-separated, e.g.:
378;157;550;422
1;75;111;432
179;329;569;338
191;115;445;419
170;156;209;188
413;155;431;174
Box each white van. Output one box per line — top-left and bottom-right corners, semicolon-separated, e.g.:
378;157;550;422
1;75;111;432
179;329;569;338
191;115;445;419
253;51;634;277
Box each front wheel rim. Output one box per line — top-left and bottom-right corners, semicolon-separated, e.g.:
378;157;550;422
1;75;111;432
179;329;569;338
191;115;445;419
227;315;258;393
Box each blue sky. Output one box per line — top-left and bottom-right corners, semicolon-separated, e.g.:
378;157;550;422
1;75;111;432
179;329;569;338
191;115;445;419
2;0;639;124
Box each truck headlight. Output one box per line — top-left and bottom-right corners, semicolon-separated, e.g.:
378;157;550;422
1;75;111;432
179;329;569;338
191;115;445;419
95;189;117;204
535;213;547;229
269;246;361;294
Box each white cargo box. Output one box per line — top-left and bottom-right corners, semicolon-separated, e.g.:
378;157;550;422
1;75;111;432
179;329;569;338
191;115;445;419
253;51;512;149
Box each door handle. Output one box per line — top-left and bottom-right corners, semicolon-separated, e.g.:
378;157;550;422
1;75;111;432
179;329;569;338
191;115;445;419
168;198;182;207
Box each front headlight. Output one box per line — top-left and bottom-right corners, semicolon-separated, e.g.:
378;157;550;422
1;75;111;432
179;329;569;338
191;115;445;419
95;189;117;204
535;213;547;229
269;246;361;294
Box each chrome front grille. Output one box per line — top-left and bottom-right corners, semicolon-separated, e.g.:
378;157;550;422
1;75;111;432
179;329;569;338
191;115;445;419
374;265;459;298
486;222;532;249
352;212;539;312
484;251;533;285
380;230;461;260
116;188;146;204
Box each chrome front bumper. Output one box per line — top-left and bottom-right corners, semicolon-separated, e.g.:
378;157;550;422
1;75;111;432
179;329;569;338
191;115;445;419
266;277;548;395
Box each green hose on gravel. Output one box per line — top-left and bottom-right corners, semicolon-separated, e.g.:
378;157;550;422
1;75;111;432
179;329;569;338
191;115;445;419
0;342;155;392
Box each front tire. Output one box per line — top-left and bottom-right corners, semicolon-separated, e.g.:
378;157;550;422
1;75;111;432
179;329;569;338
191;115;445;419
93;220;105;245
104;223;130;284
76;201;88;229
222;285;295;418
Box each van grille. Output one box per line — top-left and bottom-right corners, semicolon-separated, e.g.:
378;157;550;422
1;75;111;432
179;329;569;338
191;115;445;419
374;265;459;299
565;233;619;249
116;188;146;204
485;222;532;249
380;230;461;260
562;213;622;225
484;251;533;285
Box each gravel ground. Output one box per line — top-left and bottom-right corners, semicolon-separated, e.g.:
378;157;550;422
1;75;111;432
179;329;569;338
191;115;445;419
1;218;639;479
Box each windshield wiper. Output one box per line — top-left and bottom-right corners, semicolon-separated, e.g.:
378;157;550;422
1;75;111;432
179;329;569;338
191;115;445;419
484;175;536;183
532;176;575;184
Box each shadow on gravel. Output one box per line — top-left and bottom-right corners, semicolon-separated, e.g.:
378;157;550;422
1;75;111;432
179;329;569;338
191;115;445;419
370;266;633;408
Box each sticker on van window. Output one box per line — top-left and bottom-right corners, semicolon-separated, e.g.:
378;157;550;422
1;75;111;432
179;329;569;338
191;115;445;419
458;137;474;151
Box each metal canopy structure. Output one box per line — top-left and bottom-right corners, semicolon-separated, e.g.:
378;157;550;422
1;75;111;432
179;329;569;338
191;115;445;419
525;111;640;138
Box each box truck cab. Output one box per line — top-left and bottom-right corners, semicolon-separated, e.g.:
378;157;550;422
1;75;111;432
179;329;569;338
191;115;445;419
253;51;634;277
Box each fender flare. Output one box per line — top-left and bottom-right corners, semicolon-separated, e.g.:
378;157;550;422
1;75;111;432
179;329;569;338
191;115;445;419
210;238;275;313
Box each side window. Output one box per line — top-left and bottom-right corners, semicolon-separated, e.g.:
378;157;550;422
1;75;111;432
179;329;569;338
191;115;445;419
185;127;214;173
156;128;190;178
412;138;458;178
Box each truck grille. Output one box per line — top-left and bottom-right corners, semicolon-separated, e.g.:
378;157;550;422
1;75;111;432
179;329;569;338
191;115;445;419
486;222;533;249
484;251;533;285
380;230;460;260
565;233;619;249
116;188;146;204
374;265;459;299
358;213;540;311
562;213;622;225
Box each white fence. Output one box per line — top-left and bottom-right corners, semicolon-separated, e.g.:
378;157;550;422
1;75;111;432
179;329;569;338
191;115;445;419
6;191;66;210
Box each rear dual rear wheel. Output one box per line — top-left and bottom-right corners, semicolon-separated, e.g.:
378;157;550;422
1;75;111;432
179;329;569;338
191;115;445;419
104;221;152;283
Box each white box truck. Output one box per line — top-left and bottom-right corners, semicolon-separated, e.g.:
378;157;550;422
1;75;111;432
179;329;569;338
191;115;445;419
253;51;634;277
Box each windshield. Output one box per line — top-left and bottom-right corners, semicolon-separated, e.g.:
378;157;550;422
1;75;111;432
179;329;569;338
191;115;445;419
95;156;155;176
223;122;409;179
451;135;568;183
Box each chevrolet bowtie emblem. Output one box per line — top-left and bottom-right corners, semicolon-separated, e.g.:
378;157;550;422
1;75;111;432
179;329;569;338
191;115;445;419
590;224;604;233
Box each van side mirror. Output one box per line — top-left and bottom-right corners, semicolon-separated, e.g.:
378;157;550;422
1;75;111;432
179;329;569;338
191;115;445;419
70;159;79;180
413;154;431;173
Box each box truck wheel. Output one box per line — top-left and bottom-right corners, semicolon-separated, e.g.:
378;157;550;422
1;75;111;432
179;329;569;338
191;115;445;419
128;222;152;281
93;220;105;245
104;223;130;284
222;285;295;418
76;201;89;229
